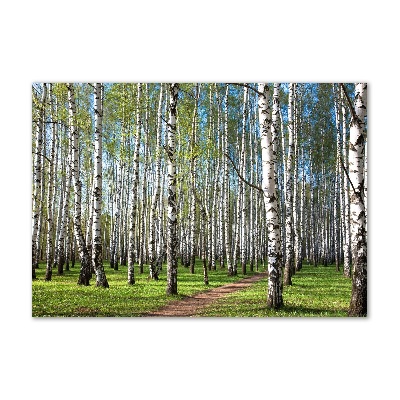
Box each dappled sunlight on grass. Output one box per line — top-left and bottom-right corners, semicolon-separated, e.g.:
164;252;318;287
32;260;265;317
198;264;352;317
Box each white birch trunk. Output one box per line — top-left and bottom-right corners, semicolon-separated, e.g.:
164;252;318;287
341;90;351;276
259;83;283;308
45;84;57;280
279;107;287;263
85;179;95;266
206;84;214;269
283;83;295;285
92;83;108;287
348;83;367;317
166;83;179;295
223;84;233;275
189;84;200;273
232;129;242;276
139;83;150;273
333;84;342;271
293;89;301;273
218;127;225;269
128;83;142;285
57;143;72;275
53;157;64;269
32;83;47;278
67;83;91;286
240;86;248;274
149;84;164;279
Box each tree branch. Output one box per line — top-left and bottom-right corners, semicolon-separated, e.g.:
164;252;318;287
340;155;364;206
339;83;359;125
161;115;172;128
225;152;264;194
227;83;264;97
32;151;52;164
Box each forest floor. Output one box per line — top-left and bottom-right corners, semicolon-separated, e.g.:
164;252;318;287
32;261;351;317
143;271;269;317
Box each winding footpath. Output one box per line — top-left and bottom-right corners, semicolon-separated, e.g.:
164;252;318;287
143;271;268;317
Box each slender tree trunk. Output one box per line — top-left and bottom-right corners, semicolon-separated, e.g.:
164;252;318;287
284;83;295;285
223;84;233;275
139;83;150;274
45;84;57;281
32;83;47;278
112;161;123;270
149;84;164;279
65;214;71;271
259;83;283;308
92;83;109;287
57;145;71;275
347;83;367;317
128;83;142;285
341;87;351;277
240;86;248;275
189;84;200;274
86;179;95;271
53;155;64;270
166;83;179;295
279;108;287;265
333;84;342;272
67;83;91;286
232;130;242;276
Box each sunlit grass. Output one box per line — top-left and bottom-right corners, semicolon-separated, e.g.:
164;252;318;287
32;260;265;317
198;264;352;317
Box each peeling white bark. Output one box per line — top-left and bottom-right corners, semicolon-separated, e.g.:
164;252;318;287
259;83;283;309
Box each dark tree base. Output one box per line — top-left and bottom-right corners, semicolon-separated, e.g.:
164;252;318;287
267;299;283;309
348;267;367;317
77;260;91;286
96;279;109;288
77;277;90;286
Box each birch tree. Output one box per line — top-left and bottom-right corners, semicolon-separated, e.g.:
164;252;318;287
56;136;72;275
128;83;142;285
283;83;295;285
341;87;351;277
32;83;47;278
148;84;164;279
259;83;283;308
166;83;179;295
189;84;200;274
45;84;57;281
344;83;367;317
240;86;248;275
92;83;109;287
67;83;91;286
223;84;233;275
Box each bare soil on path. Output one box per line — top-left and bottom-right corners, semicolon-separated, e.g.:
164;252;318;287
142;271;268;317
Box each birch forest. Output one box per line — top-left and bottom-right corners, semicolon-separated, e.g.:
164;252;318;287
31;82;367;317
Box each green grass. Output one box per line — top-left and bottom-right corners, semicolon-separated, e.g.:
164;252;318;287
198;264;352;317
32;260;265;317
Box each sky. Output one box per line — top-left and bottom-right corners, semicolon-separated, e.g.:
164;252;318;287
1;1;399;400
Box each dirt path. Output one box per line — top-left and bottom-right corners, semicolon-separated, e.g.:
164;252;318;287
143;271;268;317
